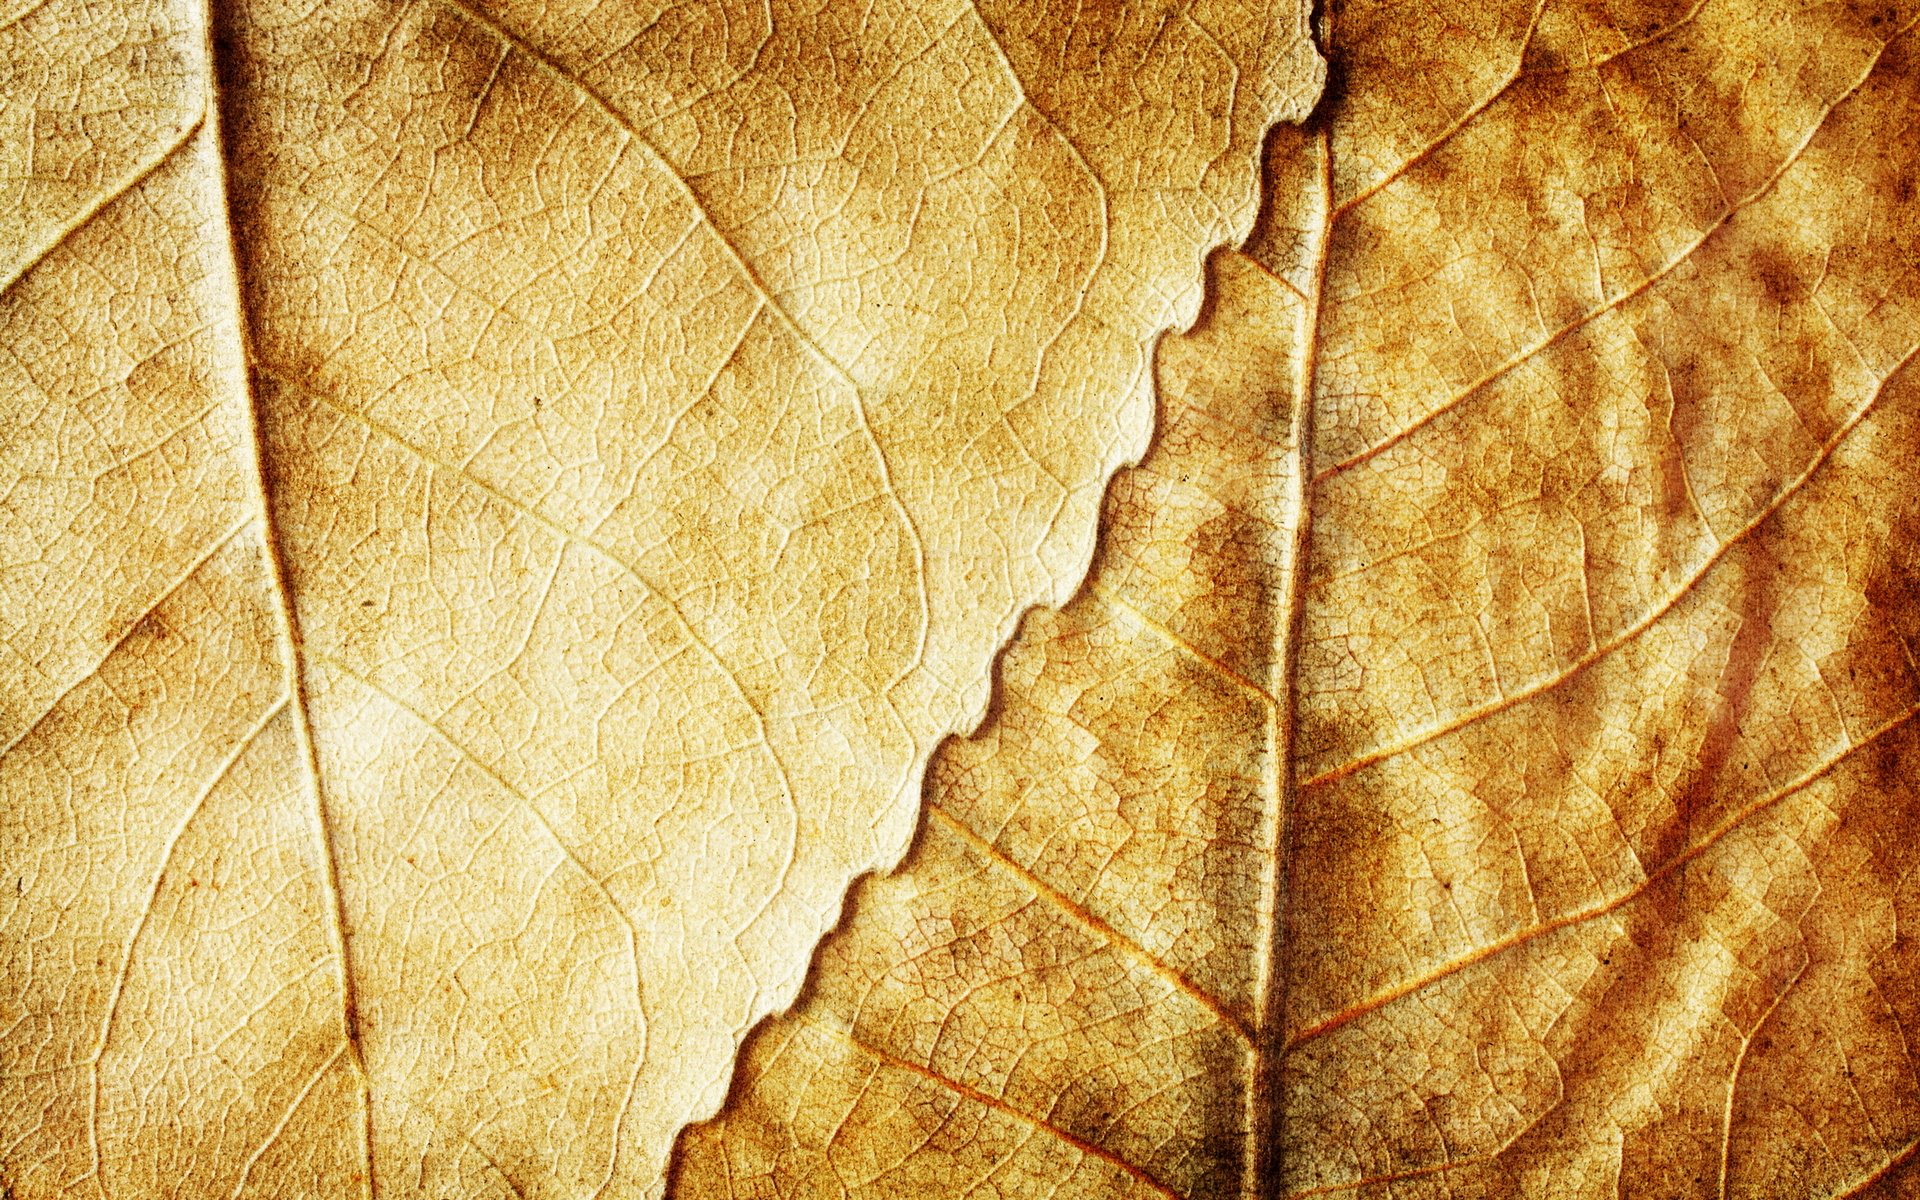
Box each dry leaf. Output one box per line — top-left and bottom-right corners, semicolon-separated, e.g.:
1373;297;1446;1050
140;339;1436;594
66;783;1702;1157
0;0;1318;1195
676;0;1920;1196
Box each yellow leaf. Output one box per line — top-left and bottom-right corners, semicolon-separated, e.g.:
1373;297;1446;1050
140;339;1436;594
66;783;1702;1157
676;0;1920;1196
0;0;1318;1196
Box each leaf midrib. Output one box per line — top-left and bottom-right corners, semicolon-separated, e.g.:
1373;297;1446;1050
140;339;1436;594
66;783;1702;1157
196;0;379;1187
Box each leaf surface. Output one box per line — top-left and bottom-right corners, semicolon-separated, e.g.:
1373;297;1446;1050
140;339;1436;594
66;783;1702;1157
675;0;1920;1195
0;0;1319;1195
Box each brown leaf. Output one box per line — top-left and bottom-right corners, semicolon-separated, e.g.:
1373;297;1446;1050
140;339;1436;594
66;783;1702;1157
0;0;1317;1195
675;0;1920;1195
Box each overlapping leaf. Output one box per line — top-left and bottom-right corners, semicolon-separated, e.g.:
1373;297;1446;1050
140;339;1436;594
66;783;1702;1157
0;0;1319;1194
677;0;1920;1195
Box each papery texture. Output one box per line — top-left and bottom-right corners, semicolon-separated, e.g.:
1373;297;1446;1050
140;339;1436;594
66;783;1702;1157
679;0;1920;1195
0;0;1320;1194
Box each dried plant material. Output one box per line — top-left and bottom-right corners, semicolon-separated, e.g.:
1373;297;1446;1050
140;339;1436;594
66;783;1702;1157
676;0;1920;1196
0;0;1318;1195
677;251;1307;1200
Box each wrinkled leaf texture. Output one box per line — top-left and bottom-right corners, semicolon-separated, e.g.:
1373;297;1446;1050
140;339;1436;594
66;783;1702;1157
0;0;1317;1196
679;0;1920;1197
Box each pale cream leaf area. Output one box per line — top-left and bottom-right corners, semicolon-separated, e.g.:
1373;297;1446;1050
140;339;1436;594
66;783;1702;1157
674;0;1920;1196
0;0;1320;1196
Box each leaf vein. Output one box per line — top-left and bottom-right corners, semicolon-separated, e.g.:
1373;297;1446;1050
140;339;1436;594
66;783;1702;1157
1287;701;1920;1049
198;8;377;1181
928;803;1255;1044
255;365;805;893
1317;16;1916;481
0;517;249;765
228;1045;347;1200
426;0;931;716
1835;1133;1920;1198
0;116;203;299
89;698;287;1190
811;1016;1187;1200
1303;339;1920;790
1099;587;1280;710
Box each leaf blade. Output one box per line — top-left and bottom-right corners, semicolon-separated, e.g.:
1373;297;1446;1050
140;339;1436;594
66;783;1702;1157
0;0;1317;1192
680;0;1920;1195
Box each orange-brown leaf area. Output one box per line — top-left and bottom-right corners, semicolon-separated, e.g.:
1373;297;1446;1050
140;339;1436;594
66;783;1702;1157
675;252;1307;1200
674;0;1920;1196
0;0;1318;1196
